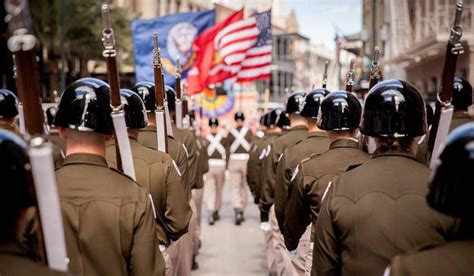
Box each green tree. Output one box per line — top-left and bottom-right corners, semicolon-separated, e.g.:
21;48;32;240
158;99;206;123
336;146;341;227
30;0;135;96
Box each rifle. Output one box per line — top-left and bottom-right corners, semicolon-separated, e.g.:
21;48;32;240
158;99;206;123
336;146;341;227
175;58;183;129
152;33;168;153
345;59;355;92
368;46;381;90
428;0;464;167
6;0;68;271
101;3;136;180
322;61;329;89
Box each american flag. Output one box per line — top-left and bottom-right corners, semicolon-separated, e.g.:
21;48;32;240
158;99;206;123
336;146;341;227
210;10;272;83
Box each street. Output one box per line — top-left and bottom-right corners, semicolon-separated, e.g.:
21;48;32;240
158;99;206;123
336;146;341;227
194;178;267;276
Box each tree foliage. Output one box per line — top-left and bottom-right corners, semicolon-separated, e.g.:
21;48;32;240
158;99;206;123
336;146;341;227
30;0;135;67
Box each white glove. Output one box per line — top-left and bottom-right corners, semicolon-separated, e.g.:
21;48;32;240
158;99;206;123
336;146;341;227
260;222;271;232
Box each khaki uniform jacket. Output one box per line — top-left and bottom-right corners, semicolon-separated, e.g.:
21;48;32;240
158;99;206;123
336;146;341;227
284;139;369;250
247;135;265;197
259;125;308;220
388;240;474;276
106;138;192;245
252;132;280;202
274;131;330;234
225;126;254;157
195;137;210;189
313;151;458;276
172;125;199;200
48;130;66;168
56;154;161;276
138;125;189;196
0;242;72;276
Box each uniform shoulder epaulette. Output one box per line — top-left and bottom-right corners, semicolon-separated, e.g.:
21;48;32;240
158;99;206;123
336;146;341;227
345;163;363;172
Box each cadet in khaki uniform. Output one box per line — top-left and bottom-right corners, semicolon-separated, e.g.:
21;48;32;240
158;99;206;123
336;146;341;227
275;88;331;233
246;114;268;202
105;89;192;276
225;111;254;225
313;80;458;276
387;123;474;276
53;78;162;276
205;117;228;225
284;91;369;275
253;110;283;205
260;92;308;276
0;130;71;276
132;82;189;194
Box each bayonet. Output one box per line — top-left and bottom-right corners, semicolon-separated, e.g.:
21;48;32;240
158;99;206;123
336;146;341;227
322;61;328;89
369;46;381;90
345;59;355;92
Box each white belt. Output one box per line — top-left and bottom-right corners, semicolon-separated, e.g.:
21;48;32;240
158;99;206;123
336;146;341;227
229;153;249;161
159;244;167;252
209;159;226;167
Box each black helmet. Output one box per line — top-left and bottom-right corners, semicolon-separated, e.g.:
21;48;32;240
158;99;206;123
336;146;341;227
209;117;219;127
120;89;148;130
360;79;426;137
285;91;306;115
45;106;58;126
131;81;155;113
301;88;330;118
0;89;19;119
427;123;474;218
54;78;114;135
276;109;290;129
234;111;245;121
317;90;361;131
259;114;266;127
452;77;472;109
267;108;282;128
0;130;35;234
165;85;176;112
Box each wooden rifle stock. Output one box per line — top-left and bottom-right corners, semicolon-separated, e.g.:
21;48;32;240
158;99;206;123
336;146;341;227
368;46;381;90
153;33;168;152
345;59;355;92
101;3;123;171
175;58;182;100
428;0;464;157
322;61;328;89
183;84;189;115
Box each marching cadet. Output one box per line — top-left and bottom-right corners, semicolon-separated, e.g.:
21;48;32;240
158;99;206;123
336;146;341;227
252;111;283;206
313;80;458;276
105;89;192;276
204;117;228;225
0;89;19;133
386;123;474;275
0;130;71;276
247;113;270;203
133;81;189;192
273;88;331;276
53;78;163;275
164;85;199;276
275;88;331;233
260;92;309;276
450;77;473;131
225;111;254;225
284;91;369;275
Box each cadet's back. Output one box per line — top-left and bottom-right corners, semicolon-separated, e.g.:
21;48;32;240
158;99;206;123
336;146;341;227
56;153;157;276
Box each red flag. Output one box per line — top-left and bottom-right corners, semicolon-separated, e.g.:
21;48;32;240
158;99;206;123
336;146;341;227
187;10;244;95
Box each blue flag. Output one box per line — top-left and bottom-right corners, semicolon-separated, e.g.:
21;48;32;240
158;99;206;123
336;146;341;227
132;10;215;86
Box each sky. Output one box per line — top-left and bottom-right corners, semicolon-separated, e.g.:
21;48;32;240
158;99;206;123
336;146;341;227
285;0;362;50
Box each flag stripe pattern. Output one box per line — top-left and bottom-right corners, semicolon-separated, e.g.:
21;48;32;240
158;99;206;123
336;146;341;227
209;10;272;83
